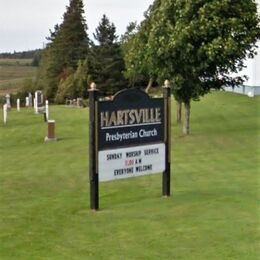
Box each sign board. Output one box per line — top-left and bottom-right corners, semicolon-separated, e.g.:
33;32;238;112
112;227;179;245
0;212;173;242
89;83;171;210
99;143;165;182
98;89;164;149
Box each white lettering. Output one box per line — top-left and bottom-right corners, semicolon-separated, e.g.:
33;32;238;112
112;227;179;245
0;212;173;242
139;128;158;138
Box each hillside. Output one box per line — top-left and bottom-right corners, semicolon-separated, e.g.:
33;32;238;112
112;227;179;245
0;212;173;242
0;58;37;95
0;92;259;259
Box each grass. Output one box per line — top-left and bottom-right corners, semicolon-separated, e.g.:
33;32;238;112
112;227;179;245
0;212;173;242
0;91;259;259
0;59;37;95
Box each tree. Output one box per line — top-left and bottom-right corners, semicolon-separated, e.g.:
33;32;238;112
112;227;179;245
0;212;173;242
55;59;91;103
90;15;126;96
123;1;161;90
141;0;260;134
36;0;89;99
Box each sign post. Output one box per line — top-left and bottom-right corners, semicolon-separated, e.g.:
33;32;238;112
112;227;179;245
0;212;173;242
89;81;171;210
88;83;99;210
163;80;171;196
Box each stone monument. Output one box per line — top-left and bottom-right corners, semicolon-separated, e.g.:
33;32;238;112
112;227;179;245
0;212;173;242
5;94;11;110
17;99;20;112
44;120;57;142
25;97;29;107
3;104;7;124
35;90;44;114
28;93;33;106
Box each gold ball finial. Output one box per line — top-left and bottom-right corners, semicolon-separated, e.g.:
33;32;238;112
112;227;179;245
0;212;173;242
90;82;96;90
164;80;171;88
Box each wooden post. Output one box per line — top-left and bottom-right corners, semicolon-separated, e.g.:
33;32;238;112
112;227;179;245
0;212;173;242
163;80;171;196
88;82;99;210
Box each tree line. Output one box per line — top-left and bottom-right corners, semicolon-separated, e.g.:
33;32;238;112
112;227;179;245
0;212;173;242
19;0;260;134
0;50;39;59
34;0;127;103
0;49;42;66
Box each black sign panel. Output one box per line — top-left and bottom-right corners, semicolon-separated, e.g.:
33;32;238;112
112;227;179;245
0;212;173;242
98;89;164;150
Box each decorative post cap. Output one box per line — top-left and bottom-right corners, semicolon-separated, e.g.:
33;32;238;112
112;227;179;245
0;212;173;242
90;82;97;90
163;80;171;88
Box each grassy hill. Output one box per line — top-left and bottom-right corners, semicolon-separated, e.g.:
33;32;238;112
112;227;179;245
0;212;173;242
0;92;259;259
0;59;37;96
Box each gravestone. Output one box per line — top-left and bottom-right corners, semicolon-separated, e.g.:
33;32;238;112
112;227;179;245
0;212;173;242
35;90;44;114
25;97;29;107
77;98;83;108
3;104;7;124
44;120;57;142
28;93;33;106
33;97;36;111
45;100;49;121
5;94;11;110
17;99;20;112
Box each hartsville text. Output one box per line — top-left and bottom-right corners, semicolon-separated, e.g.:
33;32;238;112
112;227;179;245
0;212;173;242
100;107;161;128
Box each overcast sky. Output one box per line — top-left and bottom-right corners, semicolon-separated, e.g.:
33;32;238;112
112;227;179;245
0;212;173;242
0;0;153;53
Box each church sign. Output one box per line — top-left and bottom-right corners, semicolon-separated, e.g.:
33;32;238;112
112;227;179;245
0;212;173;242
89;82;171;210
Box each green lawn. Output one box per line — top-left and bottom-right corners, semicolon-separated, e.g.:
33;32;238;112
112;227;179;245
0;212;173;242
0;92;259;259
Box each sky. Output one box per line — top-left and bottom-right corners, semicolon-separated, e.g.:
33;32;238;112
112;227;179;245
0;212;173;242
0;0;153;53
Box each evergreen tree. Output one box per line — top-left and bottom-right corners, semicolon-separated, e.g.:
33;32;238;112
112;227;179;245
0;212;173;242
55;59;91;103
36;0;89;99
90;15;127;96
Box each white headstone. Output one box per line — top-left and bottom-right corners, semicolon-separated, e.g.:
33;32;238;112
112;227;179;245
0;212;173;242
34;97;38;114
35;90;44;114
25;97;29;107
17;99;20;112
45;100;49;120
5;94;11;109
28;93;32;106
3;104;7;124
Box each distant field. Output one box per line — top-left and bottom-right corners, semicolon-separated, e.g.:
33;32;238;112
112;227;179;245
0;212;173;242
0;59;37;95
0;92;259;259
0;58;32;66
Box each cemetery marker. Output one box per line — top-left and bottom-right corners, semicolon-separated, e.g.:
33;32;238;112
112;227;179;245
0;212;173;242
44;120;57;142
5;94;11;110
29;93;33;106
45;100;49;121
25;97;29;107
17;99;20;112
3;104;7;125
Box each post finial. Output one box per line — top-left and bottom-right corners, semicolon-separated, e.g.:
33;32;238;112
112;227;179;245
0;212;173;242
163;80;171;88
90;82;97;90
